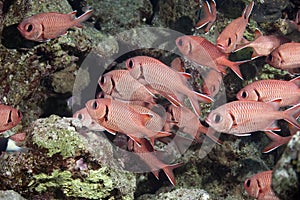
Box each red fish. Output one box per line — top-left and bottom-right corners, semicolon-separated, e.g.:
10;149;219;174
128;138;182;186
266;42;300;70
195;0;217;33
236;77;300;107
216;1;254;53
126;56;213;117
18;9;93;42
98;70;156;104
73;108;105;132
176;35;246;79
201;69;223;97
85;98;170;146
205;100;300;135
234;29;289;60
165;104;221;144
0;104;22;133
244;170;280;200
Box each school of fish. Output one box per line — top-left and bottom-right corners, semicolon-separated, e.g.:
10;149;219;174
3;0;298;198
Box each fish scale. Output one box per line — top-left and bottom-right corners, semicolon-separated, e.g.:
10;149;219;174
237;78;300;107
206;100;300;134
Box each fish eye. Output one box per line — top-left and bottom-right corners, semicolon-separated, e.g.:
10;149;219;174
128;59;134;69
178;39;183;46
214;114;221;123
78;114;83;120
241;91;248;98
25;24;33;32
99;76;106;85
92;101;98;110
267;55;273;62
245;179;251;187
227;38;231;46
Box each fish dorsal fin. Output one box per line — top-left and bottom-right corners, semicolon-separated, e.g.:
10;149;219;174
254;28;263;39
178;72;191;79
68;10;77;20
290;76;300;87
242;1;254;20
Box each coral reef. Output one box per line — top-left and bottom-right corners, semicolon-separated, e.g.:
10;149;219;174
0;115;136;199
272;132;300;199
0;0;299;199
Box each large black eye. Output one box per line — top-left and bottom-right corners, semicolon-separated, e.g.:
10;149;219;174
100;76;105;85
241;91;248;98
227;38;231;46
267;55;273;62
26;24;33;32
92;101;98;110
246;179;251;187
78;114;83;120
128;59;134;69
214;114;221;123
178;39;183;46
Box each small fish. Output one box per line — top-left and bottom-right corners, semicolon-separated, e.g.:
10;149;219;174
244;170;280;200
234;29;289;60
201;69;223;97
126;56;213;117
85;98;171;146
18;9;93;42
236;77;300;107
206;100;300;135
128;138;182;186
216;1;254;53
266;42;300;70
176;35;247;79
98;70;156;103
195;0;217;33
73;108;105;132
0;104;22;133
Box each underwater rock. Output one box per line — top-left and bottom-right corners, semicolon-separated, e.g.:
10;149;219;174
137;188;210;200
152;0;198;34
0;115;136;199
272;132;300;200
0;190;26;200
85;0;152;34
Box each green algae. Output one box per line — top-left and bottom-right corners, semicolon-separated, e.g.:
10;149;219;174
31;115;84;158
32;168;114;199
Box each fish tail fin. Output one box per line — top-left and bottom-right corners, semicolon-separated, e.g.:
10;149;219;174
283;104;300;129
151;170;160;180
242;1;254;20
263;131;292;153
233;43;250;52
226;60;248;80
74;9;93;28
162;162;183;186
189;91;213;116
